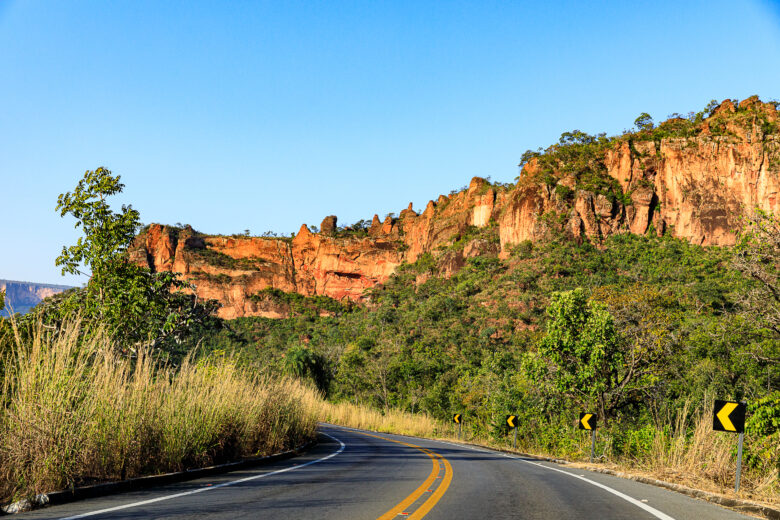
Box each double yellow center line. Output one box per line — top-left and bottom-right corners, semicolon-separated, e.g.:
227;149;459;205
347;430;453;520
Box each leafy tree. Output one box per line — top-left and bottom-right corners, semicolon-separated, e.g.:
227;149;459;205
525;288;678;424
703;99;720;117
558;129;601;146
591;284;682;411
733;210;780;366
44;167;219;356
56;168;141;297
283;345;331;394
526;289;623;422
634;113;654;131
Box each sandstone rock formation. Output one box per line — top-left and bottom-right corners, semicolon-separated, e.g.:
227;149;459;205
130;98;780;318
320;216;338;235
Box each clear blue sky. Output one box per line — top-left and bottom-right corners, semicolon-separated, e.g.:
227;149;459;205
1;0;779;285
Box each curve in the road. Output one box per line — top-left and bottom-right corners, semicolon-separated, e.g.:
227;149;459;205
353;430;453;520
433;438;674;520
51;429;455;520
56;433;347;520
13;424;754;520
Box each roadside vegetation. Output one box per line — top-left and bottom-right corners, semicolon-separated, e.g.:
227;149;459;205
317;400;442;438
0;169;319;506
198;215;779;502
1;98;778;506
195;98;780;502
0;317;318;504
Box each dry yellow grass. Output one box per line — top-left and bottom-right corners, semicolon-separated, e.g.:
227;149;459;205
0;319;318;504
614;406;779;504
315;400;444;438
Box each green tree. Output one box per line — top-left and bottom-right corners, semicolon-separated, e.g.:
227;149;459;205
634;113;654;131
526;289;623;422
703;99;720;117
733;210;780;366
44;167;218;356
56;168;141;301
283;345;331;394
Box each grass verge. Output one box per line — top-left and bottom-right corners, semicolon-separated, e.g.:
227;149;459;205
0;319;318;505
316;400;442;438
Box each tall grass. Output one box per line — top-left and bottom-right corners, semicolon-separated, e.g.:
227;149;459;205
608;404;779;501
316;400;443;438
0;319;318;504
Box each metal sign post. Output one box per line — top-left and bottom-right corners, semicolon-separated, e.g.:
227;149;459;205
712;400;747;493
735;431;744;492
578;412;597;463
505;415;518;450
458;421;462;440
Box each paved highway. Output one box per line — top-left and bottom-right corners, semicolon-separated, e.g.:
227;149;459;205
17;424;753;520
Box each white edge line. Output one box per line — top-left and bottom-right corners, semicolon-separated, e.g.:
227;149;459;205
430;439;675;520
57;433;346;520
519;458;676;520
327;427;676;520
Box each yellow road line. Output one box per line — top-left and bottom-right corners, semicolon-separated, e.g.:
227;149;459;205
338;429;453;520
408;453;452;519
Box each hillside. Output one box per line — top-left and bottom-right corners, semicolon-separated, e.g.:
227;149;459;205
0;279;73;315
130;96;780;319
7;96;778;500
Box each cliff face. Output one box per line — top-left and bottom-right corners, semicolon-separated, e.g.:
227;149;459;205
130;223;405;319
130;98;780;319
604;100;780;245
0;280;73;315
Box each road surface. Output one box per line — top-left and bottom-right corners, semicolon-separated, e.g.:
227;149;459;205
16;424;754;519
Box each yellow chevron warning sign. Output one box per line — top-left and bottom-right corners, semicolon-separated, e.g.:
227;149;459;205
506;415;518;428
579;413;596;430
713;400;746;433
453;414;462;424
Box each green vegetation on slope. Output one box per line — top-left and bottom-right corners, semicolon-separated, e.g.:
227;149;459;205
4;95;780;503
518;95;780;206
199;218;779;496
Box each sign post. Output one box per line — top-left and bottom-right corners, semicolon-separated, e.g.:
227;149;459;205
578;413;597;463
506;415;518;450
736;431;744;492
453;414;462;440
712;400;747;492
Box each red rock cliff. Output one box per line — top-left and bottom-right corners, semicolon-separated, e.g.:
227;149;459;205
131;98;780;318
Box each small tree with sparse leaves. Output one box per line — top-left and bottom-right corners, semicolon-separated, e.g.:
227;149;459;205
42;167;219;358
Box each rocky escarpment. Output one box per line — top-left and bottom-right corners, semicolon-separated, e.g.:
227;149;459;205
0;280;73;315
131;97;780;318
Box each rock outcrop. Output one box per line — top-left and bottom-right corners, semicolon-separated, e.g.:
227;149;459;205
130;98;780;318
0;280;73;315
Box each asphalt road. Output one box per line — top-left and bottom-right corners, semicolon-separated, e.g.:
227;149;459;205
16;424;755;520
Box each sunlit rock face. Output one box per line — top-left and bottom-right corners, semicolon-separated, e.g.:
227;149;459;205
131;98;780;318
0;280;72;315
